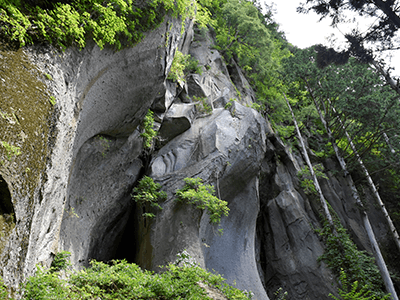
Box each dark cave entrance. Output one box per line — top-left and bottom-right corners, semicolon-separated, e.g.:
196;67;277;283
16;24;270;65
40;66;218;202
113;202;140;263
0;175;16;251
0;175;15;219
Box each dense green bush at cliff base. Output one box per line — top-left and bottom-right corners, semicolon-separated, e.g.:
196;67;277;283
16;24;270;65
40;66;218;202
1;252;253;299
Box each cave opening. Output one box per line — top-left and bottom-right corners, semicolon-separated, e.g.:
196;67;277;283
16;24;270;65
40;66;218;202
113;202;140;263
0;175;16;252
0;175;15;219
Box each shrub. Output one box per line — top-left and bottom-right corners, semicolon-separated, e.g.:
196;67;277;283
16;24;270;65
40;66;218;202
317;217;389;299
14;253;253;299
50;251;71;272
140;110;157;150
329;269;391;300
167;50;202;86
132;176;167;218
175;177;229;225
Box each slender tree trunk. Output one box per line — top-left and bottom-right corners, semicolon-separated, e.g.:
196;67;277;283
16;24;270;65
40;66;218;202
283;93;335;228
329;101;400;255
371;60;400;98
383;132;396;154
363;212;399;300
308;88;399;300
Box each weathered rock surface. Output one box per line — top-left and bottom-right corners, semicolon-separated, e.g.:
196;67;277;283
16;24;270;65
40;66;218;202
0;12;397;300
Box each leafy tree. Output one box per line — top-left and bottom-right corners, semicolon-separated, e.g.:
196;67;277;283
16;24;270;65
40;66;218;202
212;0;290;115
298;0;400;96
0;0;194;49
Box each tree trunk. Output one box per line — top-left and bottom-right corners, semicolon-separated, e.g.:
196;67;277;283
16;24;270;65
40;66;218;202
283;93;335;228
308;88;399;300
329;100;400;255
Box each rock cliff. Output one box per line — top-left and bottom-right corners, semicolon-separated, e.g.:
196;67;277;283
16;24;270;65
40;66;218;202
0;14;395;300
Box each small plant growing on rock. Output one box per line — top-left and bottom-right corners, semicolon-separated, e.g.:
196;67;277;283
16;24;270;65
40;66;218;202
193;96;212;114
49;96;56;106
167;50;202;86
132;176;167;218
175;177;229;225
1;141;21;161
140;110;157;150
297;164;328;195
274;287;288;300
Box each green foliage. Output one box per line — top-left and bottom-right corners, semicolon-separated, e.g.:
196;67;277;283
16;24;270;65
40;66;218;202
297;164;328;195
140;110;157;150
0;0;195;50
14;253;252;299
50;251;71;272
274;287;288;300
49;96;56;106
329;269;391;300
213;0;291;119
1;141;21;160
132;176;167;218
224;98;237;110
193;95;212;114
22;265;71;300
44;73;52;80
0;278;10;300
250;102;262;112
167;50;202;86
176;177;229;225
316;217;389;299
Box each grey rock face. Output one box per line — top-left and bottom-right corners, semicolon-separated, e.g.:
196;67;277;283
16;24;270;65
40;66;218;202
1;12;395;300
148;104;270;300
1;16;190;286
257;138;337;299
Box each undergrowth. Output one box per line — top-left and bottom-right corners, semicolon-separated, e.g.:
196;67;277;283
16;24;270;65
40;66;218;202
1;251;252;299
316;215;390;299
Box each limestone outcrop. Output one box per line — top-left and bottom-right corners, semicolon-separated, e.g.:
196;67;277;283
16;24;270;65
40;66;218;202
0;13;396;300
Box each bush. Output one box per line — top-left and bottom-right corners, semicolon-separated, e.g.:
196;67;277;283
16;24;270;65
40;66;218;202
167;50;202;86
140;110;157;150
9;253;253;299
175;177;229;226
132;176;167;218
317;217;389;299
50;251;71;272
